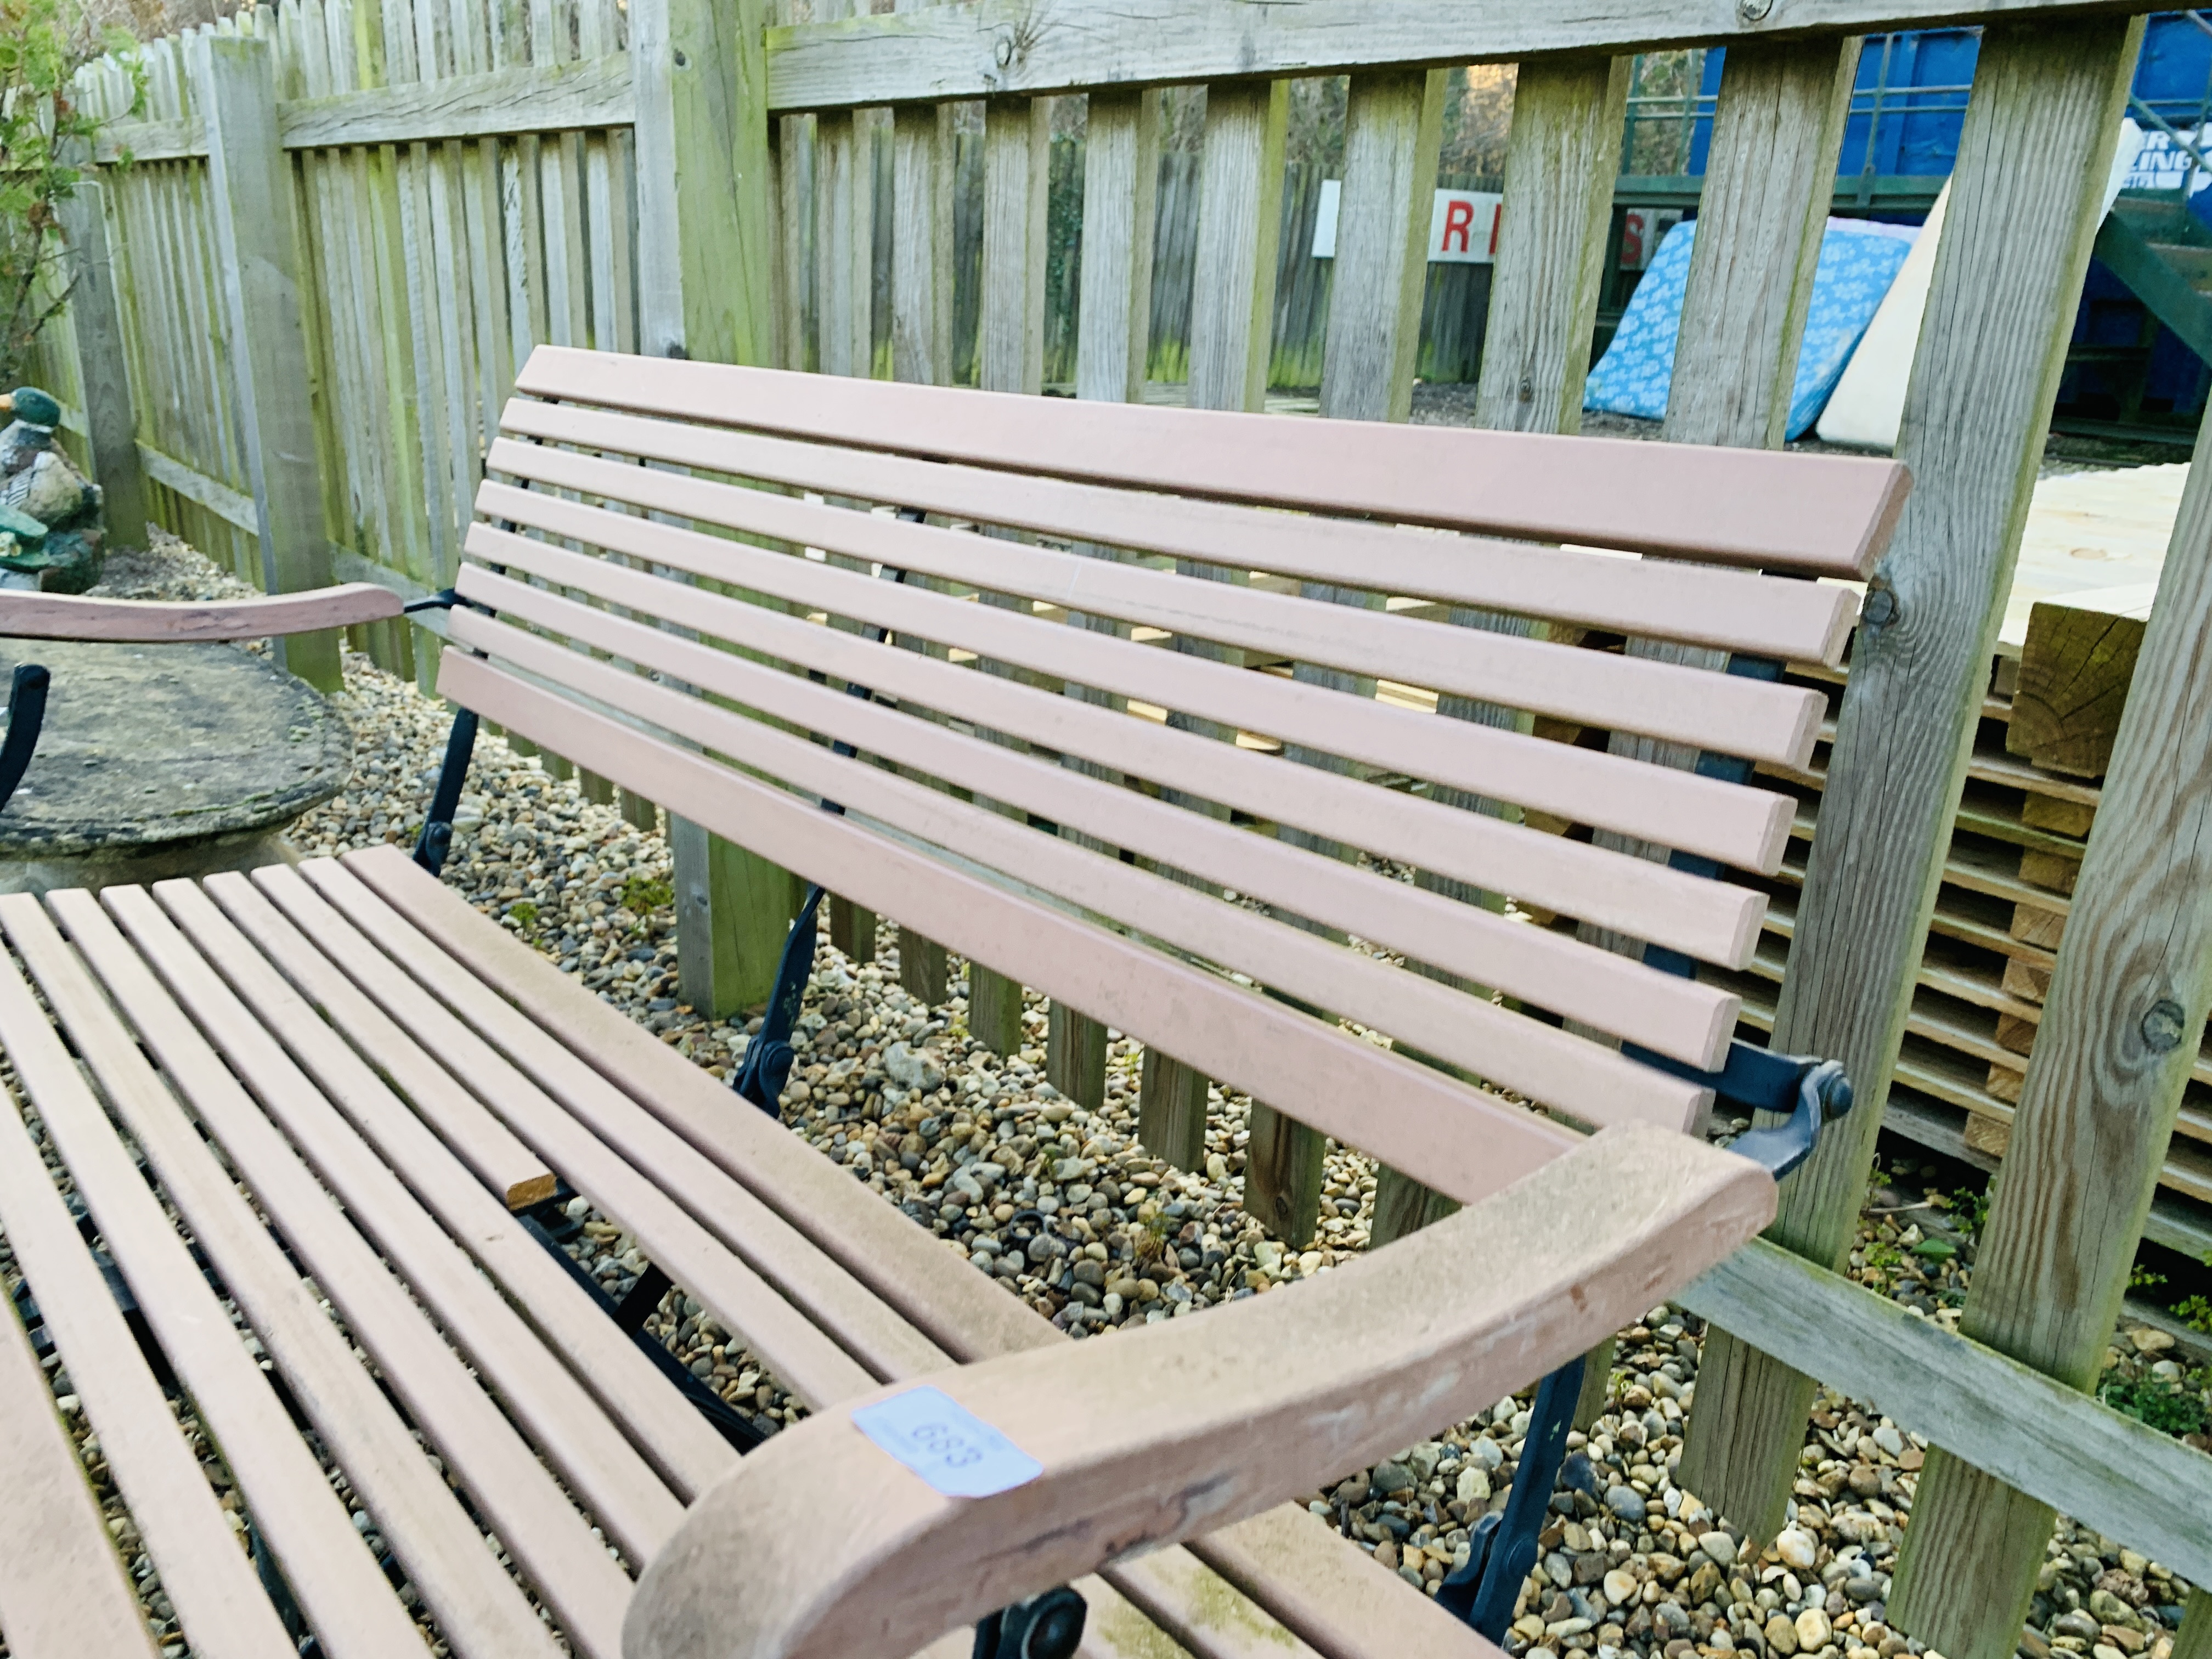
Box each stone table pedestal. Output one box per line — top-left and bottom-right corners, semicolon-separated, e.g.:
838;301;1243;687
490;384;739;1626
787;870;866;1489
0;640;353;895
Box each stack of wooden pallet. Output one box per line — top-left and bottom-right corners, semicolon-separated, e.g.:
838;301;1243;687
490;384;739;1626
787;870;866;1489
1721;462;2212;1257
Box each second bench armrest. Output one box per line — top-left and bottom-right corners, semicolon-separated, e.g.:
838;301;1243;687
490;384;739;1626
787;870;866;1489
0;584;402;644
626;1123;1775;1659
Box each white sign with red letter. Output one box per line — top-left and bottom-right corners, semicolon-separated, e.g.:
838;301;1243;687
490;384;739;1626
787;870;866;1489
1312;182;1504;263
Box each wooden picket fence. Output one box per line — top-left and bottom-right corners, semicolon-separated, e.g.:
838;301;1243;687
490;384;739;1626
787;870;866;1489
30;3;2212;1659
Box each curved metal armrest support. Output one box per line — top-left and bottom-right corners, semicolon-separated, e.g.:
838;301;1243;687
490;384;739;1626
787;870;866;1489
625;1125;1776;1659
0;584;403;643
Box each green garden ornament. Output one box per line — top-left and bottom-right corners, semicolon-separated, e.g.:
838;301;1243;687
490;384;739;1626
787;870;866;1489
0;386;105;595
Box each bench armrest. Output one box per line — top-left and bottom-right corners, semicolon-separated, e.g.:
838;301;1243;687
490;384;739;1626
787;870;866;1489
0;584;402;643
625;1124;1774;1659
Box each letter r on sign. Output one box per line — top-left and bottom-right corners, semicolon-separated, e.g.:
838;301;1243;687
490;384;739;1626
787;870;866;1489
1441;198;1476;254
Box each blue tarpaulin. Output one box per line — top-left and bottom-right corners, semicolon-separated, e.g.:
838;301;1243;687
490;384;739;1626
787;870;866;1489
1583;218;1916;438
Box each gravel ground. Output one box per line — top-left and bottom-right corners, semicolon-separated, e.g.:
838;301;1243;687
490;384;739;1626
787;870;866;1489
3;536;2202;1659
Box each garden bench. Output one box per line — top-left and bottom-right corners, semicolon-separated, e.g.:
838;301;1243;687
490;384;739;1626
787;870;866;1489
0;345;1905;1659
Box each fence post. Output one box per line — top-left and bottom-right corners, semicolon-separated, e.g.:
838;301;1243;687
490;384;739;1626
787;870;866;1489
191;31;341;692
1679;13;2146;1555
54;168;150;552
1887;393;2212;1656
633;0;794;1018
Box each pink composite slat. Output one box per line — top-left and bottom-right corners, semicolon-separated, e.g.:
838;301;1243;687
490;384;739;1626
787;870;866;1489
0;1217;158;1659
43;890;638;1659
458;518;1792;877
0;910;464;1659
146;877;738;1505
498;399;1859;665
303;862;1357;1659
511;348;1911;578
446;626;1708;1119
336;845;1058;1370
0;584;402;642
441;647;1688;1151
269;861;957;1391
342;843;1506;1659
480;449;1829;768
456;588;1740;1065
96;884;690;1568
0;1021;298;1659
233;866;903;1409
461;550;1765;967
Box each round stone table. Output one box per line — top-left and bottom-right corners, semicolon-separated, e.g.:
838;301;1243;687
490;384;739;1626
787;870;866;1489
0;639;353;895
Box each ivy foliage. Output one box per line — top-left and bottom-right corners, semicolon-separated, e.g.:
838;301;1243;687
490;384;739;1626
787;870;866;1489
1;0;144;386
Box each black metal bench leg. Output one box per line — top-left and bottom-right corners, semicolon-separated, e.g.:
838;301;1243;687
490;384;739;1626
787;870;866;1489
973;1586;1087;1659
0;662;49;815
413;706;479;877
1437;1352;1586;1641
732;883;828;1118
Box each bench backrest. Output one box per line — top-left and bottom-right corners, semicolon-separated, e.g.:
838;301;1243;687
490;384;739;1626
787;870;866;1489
446;345;1906;1210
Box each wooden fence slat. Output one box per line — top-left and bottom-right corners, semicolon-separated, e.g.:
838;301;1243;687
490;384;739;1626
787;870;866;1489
631;0;792;1018
1888;339;2212;1658
814;110;867;377
960;91;1054;1057
56;171;151;550
1073;87;1158;407
1186;79;1288;416
1473;55;1627;436
1133;77;1288;1181
1666;38;1861;452
978;95;1048;399
1560;31;1857;1440
194;28;341;689
1246;66;1448;1250
1377;54;1629;1252
1040;82;1160;1109
1681;11;2149;1566
1318;69;1444;426
882;4;955;1011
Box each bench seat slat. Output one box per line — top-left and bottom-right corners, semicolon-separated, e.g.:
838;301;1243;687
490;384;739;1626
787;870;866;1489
463;550;1765;968
272;861;957;1394
482;454;1827;769
0;1008;297;1659
93;884;694;1566
0;914;469;1659
457;592;1739;1066
335;850;1440;1659
18;893;631;1659
500;398;1859;665
343;847;1503;1659
462;518;1791;877
514;347;1909;579
448;637;1706;1127
442;649;1620;1177
149;877;740;1505
0;1194;160;1659
236;865;910;1407
339;845;1058;1368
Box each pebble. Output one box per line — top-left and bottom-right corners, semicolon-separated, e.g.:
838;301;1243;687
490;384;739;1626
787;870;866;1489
1776;1529;1819;1570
